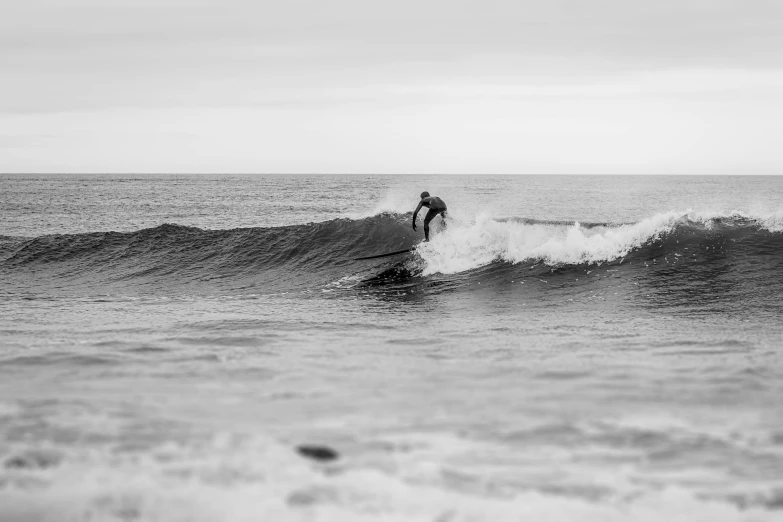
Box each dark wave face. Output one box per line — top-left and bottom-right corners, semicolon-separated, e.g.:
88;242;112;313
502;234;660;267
0;215;419;296
2;212;782;318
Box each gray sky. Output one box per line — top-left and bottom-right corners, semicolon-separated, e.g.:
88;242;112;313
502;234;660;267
2;0;782;173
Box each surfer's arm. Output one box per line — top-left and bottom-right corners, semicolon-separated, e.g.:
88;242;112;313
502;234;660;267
412;201;424;230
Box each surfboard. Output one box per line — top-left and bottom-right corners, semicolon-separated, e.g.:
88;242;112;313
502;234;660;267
353;248;413;261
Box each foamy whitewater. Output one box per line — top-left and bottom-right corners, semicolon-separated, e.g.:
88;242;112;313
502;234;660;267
1;175;782;521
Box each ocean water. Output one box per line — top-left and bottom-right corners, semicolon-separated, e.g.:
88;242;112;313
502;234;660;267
1;174;782;522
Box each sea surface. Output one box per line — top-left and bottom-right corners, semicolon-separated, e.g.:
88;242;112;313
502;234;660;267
1;174;782;522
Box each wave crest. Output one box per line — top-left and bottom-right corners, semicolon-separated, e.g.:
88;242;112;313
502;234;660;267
417;210;783;275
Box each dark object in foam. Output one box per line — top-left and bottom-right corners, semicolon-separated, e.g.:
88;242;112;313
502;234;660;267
296;444;339;462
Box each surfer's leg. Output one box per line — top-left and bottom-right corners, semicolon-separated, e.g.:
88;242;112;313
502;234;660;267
441;210;447;228
423;208;438;242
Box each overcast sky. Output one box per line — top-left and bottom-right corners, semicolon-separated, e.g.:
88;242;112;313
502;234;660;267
2;0;782;173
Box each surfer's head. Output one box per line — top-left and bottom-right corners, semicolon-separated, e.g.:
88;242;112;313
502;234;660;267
420;191;430;199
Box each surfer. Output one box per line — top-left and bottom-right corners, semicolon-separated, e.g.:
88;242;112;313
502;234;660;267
412;191;447;242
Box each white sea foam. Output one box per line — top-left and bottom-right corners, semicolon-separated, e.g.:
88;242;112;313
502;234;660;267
417;211;675;275
416;209;783;275
0;431;777;522
683;208;783;232
760;210;783;232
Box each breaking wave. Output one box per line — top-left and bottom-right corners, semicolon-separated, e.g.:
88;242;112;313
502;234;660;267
1;210;782;297
417;209;783;275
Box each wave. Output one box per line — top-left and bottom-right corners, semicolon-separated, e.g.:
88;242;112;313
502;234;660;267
0;215;418;294
417;209;783;275
1;210;782;297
